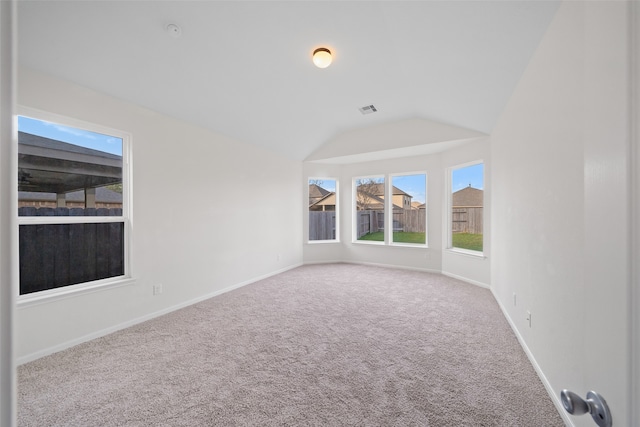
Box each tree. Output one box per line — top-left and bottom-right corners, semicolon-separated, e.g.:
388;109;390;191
356;178;380;210
105;183;123;193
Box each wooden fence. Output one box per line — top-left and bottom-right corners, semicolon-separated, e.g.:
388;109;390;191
357;209;426;238
18;206;123;217
18;207;124;295
357;210;383;238
309;211;336;241
392;210;426;233
452;207;483;234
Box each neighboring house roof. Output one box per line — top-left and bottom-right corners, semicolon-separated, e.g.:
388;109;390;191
411;201;423;210
309;183;330;200
357;192;404;210
310;192;336;208
359;193;386;210
19;186;123;203
391;185;410;196
452;186;483;207
362;183;410;197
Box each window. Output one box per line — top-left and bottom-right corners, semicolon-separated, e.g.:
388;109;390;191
308;178;338;242
450;162;484;253
391;173;427;245
354;176;385;242
17;111;131;297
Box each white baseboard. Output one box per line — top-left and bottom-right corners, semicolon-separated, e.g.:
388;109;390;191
490;290;574;427
17;263;303;365
303;259;344;266
339;260;441;275
441;271;490;289
320;260;487;288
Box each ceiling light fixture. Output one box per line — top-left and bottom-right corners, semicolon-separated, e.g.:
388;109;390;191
312;48;332;69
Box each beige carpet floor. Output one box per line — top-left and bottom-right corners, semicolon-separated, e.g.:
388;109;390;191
18;263;564;426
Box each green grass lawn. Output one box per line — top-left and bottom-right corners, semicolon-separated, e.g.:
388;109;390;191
358;231;482;250
358;231;426;244
452;233;483;251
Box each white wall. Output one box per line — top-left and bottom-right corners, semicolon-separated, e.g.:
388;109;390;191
441;139;491;287
305;138;490;287
16;68;303;361
491;2;631;426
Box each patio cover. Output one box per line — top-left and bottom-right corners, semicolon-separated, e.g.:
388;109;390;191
18;132;122;194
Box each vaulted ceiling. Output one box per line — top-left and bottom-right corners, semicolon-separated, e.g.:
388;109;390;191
18;1;560;161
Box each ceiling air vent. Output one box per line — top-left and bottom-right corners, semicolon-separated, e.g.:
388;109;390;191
359;104;378;115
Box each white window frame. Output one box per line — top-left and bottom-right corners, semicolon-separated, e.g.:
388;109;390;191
389;171;428;248
446;160;484;257
352;175;385;244
307;177;339;243
17;106;134;307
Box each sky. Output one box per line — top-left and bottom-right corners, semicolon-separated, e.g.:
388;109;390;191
18;116;123;156
309;179;336;193
392;175;426;204
452;163;484;192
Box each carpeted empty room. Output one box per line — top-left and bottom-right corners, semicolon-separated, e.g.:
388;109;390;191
18;264;563;426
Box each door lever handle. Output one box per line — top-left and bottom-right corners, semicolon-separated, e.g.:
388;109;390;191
560;390;612;427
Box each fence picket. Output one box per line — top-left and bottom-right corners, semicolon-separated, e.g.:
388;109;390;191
18;207;125;295
109;222;125;277
452;207;483;234
309;211;336;240
96;223;110;278
18;224;38;294
54;224;71;288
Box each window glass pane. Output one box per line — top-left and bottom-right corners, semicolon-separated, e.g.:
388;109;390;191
18;116;123;216
17;113;129;296
355;176;385;241
308;178;337;241
391;174;426;244
19;222;125;295
451;163;484;251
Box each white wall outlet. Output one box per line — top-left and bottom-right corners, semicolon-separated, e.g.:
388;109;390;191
513;293;517;306
153;284;163;295
526;310;532;327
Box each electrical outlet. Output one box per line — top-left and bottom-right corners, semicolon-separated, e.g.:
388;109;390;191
153;284;163;295
526;310;531;328
513;293;517;306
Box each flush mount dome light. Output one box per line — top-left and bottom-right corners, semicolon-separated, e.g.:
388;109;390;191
312;48;332;68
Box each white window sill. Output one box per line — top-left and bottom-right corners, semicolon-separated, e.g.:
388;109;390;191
352;240;385;246
307;239;340;244
447;248;486;259
352;241;429;249
17;276;136;309
390;242;429;249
